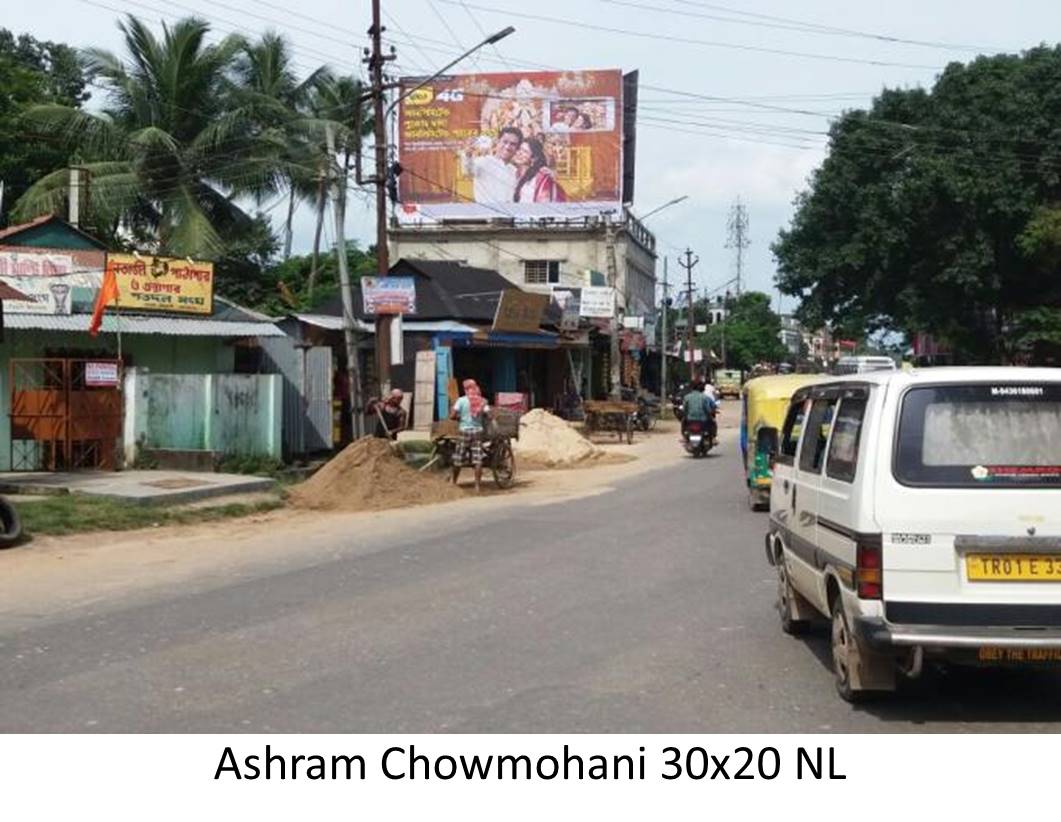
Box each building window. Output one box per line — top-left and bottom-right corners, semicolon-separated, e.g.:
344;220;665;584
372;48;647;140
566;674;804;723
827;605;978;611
524;260;561;284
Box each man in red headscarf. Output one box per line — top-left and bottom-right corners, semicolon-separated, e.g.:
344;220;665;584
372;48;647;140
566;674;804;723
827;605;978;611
449;379;491;492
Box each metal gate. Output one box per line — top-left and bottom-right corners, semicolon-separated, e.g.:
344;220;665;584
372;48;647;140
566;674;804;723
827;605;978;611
304;346;333;452
9;358;123;471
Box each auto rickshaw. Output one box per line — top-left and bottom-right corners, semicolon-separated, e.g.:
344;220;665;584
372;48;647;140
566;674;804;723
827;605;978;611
740;373;825;511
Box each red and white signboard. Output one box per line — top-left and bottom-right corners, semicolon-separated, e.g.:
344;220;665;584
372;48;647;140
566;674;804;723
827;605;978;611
85;361;120;387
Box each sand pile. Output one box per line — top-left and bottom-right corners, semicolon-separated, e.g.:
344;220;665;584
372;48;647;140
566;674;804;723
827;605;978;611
289;437;462;512
512;408;605;468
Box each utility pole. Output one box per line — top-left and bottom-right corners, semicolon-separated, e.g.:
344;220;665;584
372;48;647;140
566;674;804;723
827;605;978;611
660;255;669;401
678;249;699;380
726;198;749;297
328;125;364;441
366;0;398;395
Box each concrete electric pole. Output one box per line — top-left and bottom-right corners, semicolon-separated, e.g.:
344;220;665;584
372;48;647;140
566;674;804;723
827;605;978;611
678;249;699;380
366;0;398;395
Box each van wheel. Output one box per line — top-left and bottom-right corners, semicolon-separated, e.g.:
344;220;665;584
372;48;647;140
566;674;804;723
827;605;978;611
777;558;810;635
831;601;864;702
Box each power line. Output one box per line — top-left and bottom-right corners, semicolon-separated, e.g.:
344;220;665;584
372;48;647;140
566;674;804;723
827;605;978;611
435;0;944;70
663;0;1001;53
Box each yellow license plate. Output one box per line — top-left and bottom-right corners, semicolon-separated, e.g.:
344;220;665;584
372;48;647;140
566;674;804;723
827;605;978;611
966;554;1061;581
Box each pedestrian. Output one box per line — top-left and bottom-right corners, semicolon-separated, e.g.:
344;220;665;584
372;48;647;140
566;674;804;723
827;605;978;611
450;378;491;493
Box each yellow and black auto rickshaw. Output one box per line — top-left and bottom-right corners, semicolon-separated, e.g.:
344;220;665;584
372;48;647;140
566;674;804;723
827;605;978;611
739;374;824;511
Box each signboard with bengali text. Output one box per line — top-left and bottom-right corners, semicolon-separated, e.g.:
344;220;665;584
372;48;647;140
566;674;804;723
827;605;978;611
579;286;616;318
493;290;549;334
85;361;120;387
398;69;625;222
106;254;213;315
0;250;74;278
362;277;417;315
0;276;75;314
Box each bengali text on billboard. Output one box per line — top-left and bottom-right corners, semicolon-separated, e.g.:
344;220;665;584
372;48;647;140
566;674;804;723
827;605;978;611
398;69;625;223
106;254;214;315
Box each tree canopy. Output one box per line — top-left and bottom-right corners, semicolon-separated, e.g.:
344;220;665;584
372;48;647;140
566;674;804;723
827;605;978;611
696;291;787;371
773;46;1061;365
0;29;88;226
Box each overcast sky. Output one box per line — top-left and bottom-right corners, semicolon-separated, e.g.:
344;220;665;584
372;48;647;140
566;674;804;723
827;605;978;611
8;0;1061;309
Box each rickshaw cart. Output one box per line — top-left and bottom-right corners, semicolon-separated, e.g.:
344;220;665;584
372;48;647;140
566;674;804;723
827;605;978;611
583;399;637;444
427;409;519;489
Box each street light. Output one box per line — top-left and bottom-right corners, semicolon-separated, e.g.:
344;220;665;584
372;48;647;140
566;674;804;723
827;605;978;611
639;195;690;222
386;27;516;117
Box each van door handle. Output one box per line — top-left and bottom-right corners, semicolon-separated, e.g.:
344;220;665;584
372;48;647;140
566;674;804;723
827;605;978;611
791;485;797;513
782;480;790;492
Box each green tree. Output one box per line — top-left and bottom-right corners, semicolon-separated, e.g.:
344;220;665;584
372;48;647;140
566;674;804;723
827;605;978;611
0;29;87;226
13;15;271;256
773;47;1061;365
698;291;787;371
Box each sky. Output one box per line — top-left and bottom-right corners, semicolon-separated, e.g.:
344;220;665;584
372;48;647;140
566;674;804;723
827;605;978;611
7;0;1061;312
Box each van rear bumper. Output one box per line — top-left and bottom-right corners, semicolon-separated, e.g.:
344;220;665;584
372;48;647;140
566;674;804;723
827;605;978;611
855;618;1061;650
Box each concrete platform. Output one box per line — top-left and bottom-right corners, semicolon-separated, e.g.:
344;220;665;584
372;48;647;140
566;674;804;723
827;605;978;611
0;470;277;505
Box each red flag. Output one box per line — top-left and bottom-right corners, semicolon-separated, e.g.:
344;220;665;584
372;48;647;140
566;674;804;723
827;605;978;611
89;265;119;337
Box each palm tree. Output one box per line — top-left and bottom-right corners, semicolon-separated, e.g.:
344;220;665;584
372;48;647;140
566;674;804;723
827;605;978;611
304;73;373;300
233;32;328;261
13;15;274;257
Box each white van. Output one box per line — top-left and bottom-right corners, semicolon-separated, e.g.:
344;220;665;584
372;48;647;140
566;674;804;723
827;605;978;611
766;367;1061;701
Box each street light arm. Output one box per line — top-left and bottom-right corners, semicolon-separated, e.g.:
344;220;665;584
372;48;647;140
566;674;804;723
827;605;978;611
639;195;689;222
385;26;516;118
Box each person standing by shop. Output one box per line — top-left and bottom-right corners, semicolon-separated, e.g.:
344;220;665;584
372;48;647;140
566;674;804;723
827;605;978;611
450;379;491;493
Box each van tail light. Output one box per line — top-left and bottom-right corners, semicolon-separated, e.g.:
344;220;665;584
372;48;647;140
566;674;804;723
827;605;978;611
856;540;883;600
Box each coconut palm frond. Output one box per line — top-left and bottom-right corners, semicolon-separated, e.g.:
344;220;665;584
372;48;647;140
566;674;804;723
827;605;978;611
20;104;126;158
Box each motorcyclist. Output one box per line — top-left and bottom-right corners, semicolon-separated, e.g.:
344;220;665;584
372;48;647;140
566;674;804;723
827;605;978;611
681;379;717;439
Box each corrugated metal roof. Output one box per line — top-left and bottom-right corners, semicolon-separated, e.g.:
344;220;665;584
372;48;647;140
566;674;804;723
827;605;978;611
293;314;477;334
3;313;284;337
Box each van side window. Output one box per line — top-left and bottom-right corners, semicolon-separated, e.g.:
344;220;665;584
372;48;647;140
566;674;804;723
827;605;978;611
779;400;807;459
826;397;868;483
799;398;839;474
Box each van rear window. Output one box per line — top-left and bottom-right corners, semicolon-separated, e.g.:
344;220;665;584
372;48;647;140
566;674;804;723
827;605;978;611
894;384;1061;487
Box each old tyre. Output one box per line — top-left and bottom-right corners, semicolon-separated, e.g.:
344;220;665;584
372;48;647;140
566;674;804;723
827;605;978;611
0;496;23;548
492;439;516;489
831;599;871;703
777;558;810;635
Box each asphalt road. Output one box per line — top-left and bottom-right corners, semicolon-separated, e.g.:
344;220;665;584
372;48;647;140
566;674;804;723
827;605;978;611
3;434;1061;732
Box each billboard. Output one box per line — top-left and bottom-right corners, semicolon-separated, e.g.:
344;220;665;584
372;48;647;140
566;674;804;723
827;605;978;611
362;277;417;315
398;69;626;222
105;254;213;314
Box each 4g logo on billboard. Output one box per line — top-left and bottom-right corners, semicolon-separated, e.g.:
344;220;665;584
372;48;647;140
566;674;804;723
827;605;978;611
406;88;465;105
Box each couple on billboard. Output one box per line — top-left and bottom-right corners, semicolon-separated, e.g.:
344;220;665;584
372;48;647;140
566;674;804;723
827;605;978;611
460;127;568;205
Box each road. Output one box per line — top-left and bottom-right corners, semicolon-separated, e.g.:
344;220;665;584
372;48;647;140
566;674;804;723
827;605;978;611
3;423;1061;732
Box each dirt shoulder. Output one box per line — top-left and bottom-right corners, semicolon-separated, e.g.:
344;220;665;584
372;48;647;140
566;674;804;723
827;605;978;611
0;404;741;626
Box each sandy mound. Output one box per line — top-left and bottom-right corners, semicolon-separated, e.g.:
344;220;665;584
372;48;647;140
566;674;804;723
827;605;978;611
289;437;462;512
512;409;605;468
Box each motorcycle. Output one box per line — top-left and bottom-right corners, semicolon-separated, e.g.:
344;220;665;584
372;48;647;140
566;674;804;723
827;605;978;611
682;417;713;458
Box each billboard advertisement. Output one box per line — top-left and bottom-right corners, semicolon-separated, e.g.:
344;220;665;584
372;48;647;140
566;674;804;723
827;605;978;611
398;69;626;222
362;277;417;315
105;254;213;315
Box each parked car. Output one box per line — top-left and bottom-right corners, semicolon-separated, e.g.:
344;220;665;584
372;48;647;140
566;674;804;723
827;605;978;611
765;367;1061;702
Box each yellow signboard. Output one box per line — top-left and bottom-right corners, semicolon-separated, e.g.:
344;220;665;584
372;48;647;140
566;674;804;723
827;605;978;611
105;254;214;315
